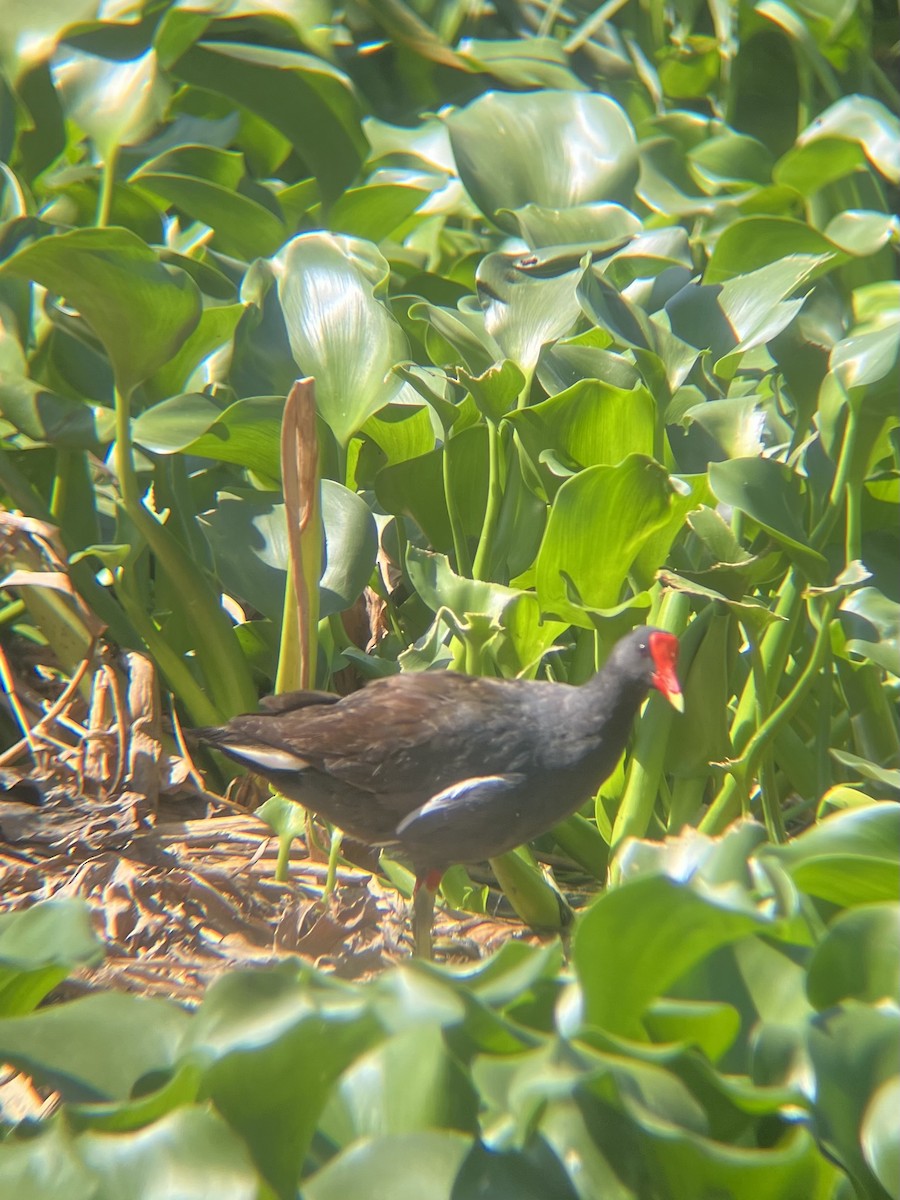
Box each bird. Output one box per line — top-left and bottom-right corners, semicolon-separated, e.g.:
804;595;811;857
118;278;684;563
197;626;683;955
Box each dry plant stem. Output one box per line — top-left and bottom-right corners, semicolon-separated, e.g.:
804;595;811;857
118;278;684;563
0;641;42;763
277;377;320;694
0;648;93;767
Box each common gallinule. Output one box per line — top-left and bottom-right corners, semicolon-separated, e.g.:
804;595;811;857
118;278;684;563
199;626;682;954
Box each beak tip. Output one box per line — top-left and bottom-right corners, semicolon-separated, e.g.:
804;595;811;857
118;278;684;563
668;690;685;713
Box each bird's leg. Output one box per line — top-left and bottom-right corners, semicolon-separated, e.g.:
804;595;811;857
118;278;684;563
323;828;343;899
412;869;442;959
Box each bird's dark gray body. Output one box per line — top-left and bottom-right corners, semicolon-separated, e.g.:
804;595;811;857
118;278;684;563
199;628;676;873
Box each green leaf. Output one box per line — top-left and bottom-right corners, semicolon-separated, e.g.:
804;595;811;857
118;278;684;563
761;804;900;906
861;1075;900;1198
303;1131;473;1200
320;1026;479;1144
328;183;430;242
273;233;408;447
806;904;900;1010
506;379;655;472
708;458;827;574
1;228;201;395
200;480;377;623
704;217;840;285
792;96;900;185
535;455;679;627
52;47;171;161
447;90;638;232
0;374;115;447
132;146;287;260
574;874;767;1037
77;1106;261;1200
172;41;365;202
0;899;103;1017
502;201;641;251
186;966;380;1199
0;992;190;1101
807;1002;900;1195
475;251;585;370
456;359;525;423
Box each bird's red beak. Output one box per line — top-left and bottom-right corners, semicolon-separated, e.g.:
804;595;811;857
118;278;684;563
648;631;684;712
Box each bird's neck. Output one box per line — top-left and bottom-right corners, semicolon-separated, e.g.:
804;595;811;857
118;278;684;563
563;670;649;755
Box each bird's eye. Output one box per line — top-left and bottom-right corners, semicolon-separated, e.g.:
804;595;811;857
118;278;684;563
638;642;647;653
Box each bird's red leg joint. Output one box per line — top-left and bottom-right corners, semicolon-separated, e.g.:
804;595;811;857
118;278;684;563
414;869;444;895
648;631;683;710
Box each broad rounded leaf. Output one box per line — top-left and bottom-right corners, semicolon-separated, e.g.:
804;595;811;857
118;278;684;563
476;252;585;370
52;48;171;160
447;91;638;232
574;874;766;1036
861;1076;900;1197
536;455;681;627
709;457;827;574
0;899;103;1017
273;233;408;447
1;227;201;394
0;992;190;1101
78;1106;260;1200
806;904;900;1010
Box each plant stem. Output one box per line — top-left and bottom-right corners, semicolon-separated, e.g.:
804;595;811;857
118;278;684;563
472;419;502;581
442;435;472;577
275;835;292;883
96;147;118;229
703;593;841;834
112;385;257;716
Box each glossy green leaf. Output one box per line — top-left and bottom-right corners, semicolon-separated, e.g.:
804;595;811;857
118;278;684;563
506;379;655;472
792;96;900;185
578;267;698;391
0;373;115;447
536;455;680;627
328;183;430;242
704;217;840;285
456;359;525;423
52;47;171;161
840;587;900;676
807;1002;900;1195
861;1075;900;1198
303;1131;473;1200
273;233;408;447
132;146;287;260
447;90;638;231
806;904;900;1010
186;965;380;1198
0;900;103;1017
321;1025;479;1144
0;992;190;1101
77;1106;261;1200
502;201;641;251
172;41;366;202
1;228;201;395
200;480;376;623
574;874;767;1036
475;251;585;370
708;458;827;574
761;804;900;906
0;0;99;82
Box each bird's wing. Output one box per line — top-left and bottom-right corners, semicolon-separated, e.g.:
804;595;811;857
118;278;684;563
237;672;529;798
393;773;528;864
